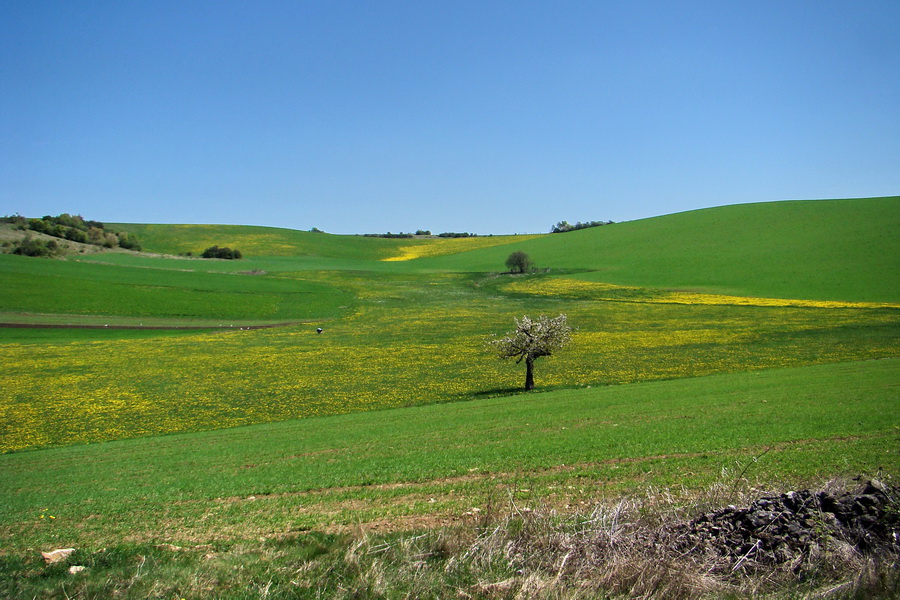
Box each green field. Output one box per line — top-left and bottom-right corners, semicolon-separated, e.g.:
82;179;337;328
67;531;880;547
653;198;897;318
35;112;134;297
1;196;898;598
1;358;895;544
0;253;354;325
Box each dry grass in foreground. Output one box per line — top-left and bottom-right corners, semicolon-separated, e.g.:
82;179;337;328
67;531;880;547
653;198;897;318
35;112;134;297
329;476;899;599
7;475;897;599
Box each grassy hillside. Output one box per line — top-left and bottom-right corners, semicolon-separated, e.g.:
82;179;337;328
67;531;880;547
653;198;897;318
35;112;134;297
113;222;535;261
108;197;900;304
112;223;401;259
416;196;900;303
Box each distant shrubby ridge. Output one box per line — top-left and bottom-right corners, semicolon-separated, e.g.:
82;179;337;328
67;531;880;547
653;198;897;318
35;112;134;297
362;232;416;239
436;231;477;238
551;220;614;233
1;213;141;255
361;230;479;239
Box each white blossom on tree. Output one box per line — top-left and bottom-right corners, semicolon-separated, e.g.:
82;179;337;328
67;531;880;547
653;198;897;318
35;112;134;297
489;314;572;391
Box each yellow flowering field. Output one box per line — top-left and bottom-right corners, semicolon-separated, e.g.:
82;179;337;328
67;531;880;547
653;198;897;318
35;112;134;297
502;276;900;309
1;269;896;453
381;235;540;261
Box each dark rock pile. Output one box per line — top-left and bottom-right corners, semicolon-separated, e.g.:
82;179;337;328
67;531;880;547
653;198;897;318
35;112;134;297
674;480;899;569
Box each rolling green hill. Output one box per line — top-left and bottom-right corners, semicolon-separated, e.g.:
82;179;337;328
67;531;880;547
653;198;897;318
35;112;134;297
111;223;412;259
108;197;900;303
111;222;536;262
416;196;900;303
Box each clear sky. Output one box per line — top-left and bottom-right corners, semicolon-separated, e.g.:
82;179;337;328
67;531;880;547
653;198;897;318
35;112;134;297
2;1;898;234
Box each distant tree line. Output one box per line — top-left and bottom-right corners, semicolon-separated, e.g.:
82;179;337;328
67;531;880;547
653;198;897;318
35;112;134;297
201;245;242;259
436;232;477;238
1;213;141;250
362;232;416;239
550;220;615;233
359;230;480;239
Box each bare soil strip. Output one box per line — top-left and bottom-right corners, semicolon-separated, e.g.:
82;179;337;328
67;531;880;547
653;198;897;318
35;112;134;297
0;321;302;330
0;321;306;331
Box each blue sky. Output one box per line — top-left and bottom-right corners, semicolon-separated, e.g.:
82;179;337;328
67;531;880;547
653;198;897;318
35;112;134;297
2;1;898;234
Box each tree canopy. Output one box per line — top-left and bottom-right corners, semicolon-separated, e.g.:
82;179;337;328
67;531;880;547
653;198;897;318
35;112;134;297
505;250;532;274
201;245;242;259
489;314;572;391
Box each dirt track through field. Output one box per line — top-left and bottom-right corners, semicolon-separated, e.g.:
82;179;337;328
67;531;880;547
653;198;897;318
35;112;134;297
0;321;302;331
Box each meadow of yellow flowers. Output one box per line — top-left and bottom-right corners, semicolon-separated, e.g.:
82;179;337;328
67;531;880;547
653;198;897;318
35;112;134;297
1;270;896;453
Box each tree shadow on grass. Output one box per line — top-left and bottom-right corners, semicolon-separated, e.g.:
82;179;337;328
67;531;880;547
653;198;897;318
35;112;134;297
471;387;523;398
424;387;523;407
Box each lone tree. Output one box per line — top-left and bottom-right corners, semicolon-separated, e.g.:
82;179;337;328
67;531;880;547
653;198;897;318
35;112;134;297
489;314;572;391
505;250;532;274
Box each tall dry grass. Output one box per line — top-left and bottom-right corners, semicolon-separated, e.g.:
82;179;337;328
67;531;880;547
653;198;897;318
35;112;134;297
331;476;898;599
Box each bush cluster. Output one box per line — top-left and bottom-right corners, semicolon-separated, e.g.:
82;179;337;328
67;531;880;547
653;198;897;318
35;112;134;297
2;236;62;258
201;245;242;259
504;250;532;274
2;213;141;250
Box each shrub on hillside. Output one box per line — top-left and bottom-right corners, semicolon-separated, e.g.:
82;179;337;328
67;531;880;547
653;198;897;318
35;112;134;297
201;245;242;259
9;236;61;258
18;213;141;251
505;250;532;274
117;232;141;250
1;214;27;228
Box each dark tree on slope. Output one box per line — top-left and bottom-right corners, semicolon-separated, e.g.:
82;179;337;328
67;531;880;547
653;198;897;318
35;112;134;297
201;245;242;259
505;250;532;274
489;314;572;391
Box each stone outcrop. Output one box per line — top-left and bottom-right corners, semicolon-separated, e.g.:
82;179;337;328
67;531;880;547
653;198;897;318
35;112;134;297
674;480;899;569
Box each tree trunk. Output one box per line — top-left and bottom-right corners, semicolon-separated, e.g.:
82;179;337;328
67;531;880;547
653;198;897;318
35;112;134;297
524;356;535;391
